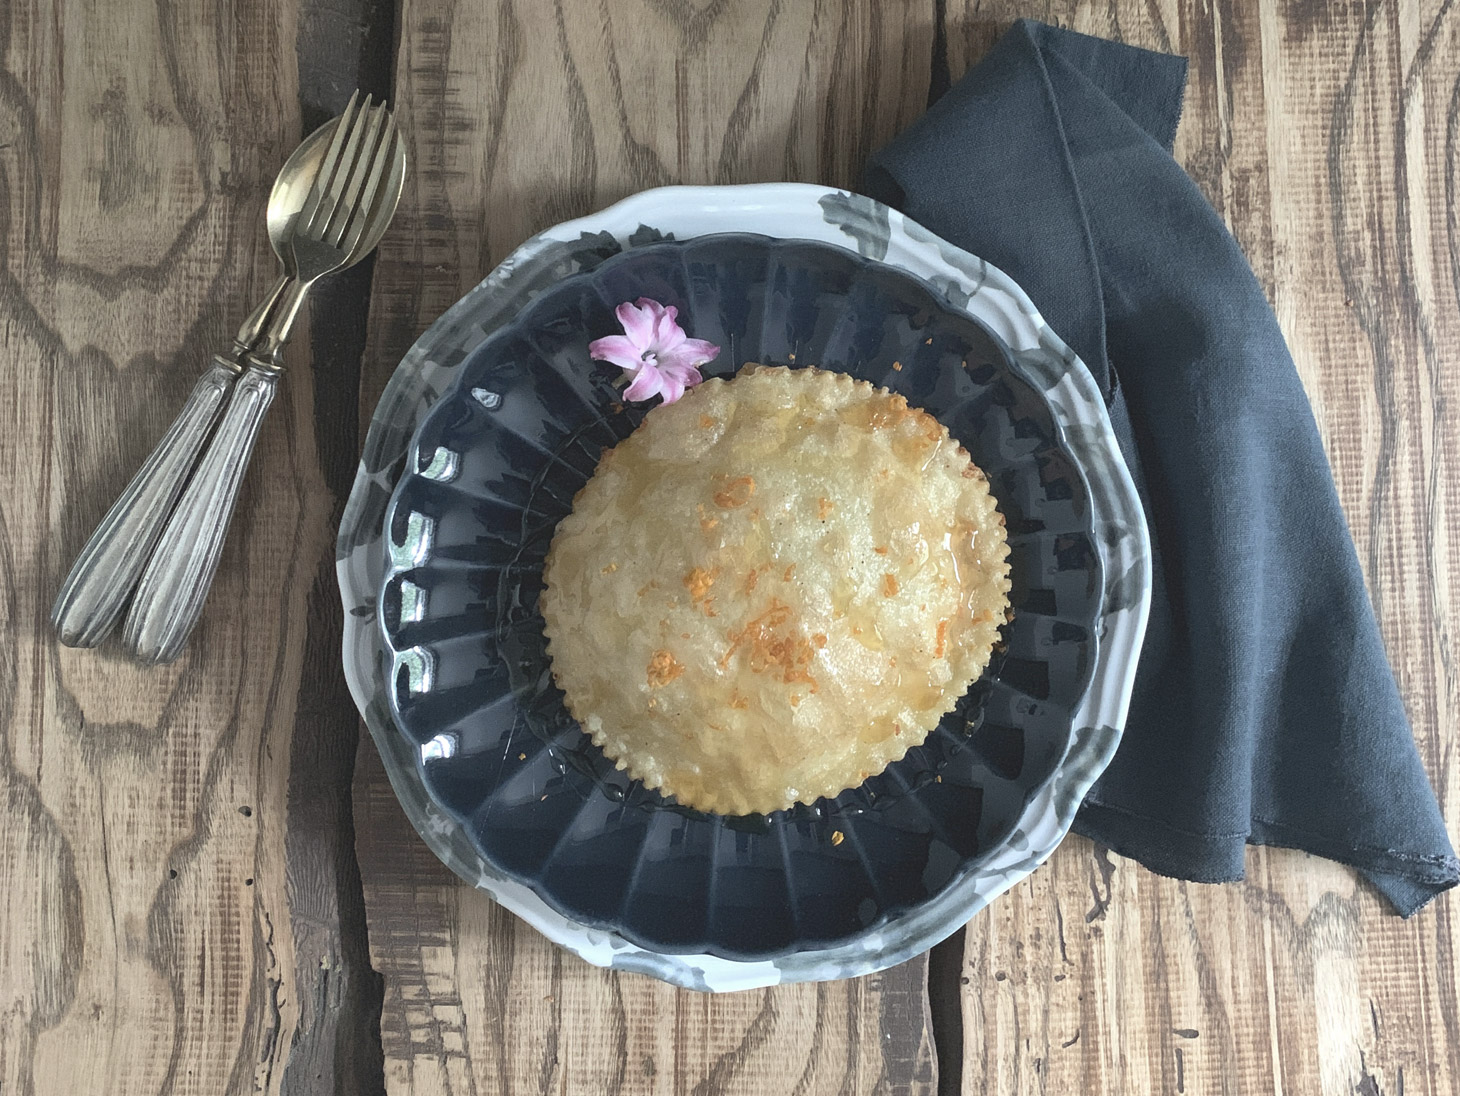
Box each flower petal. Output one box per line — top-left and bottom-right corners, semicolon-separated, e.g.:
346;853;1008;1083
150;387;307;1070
636;300;680;351
635;298;676;329
658;338;720;372
656;359;703;398
589;334;645;371
622;367;664;403
680;338;720;362
657;371;688;404
615;300;658;348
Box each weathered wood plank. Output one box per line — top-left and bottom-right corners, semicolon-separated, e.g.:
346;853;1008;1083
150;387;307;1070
352;0;941;1092
945;3;1460;1094
280;2;399;1092
0;0;387;1092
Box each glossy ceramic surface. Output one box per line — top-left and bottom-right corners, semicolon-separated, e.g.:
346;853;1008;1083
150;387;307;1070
338;184;1152;990
381;235;1101;959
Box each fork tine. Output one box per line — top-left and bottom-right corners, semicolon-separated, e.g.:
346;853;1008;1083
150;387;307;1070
340;113;397;255
323;101;389;247
307;94;373;238
296;90;362;233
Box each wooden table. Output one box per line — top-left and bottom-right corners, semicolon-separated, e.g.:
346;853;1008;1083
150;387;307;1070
4;1;1456;1092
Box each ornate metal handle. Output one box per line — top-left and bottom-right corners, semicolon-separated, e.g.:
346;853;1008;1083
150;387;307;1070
51;358;240;647
123;366;279;663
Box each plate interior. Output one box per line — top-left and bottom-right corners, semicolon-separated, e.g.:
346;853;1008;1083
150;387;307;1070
381;234;1101;959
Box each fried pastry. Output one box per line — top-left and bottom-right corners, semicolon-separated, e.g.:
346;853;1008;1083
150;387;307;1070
540;365;1011;815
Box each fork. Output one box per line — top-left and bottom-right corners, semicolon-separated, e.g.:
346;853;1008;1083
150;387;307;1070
123;97;401;664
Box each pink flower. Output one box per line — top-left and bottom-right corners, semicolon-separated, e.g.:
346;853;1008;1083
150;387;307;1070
589;298;720;405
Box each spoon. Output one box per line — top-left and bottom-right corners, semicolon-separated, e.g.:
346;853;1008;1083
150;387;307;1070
123;95;403;664
52;95;406;649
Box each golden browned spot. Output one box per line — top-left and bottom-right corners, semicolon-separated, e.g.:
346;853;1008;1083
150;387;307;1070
935;619;950;659
893;723;903;736
813;633;827;648
962;464;981;479
874;545;889;556
817;497;834;520
893;434;937;462
681;632;691;639
713;475;756;509
699;414;716;429
882;573;900;597
684;566;718;606
790;693;803;707
839;398;915;431
743;566;762;594
831;830;845;847
729;690;750;710
783;563;795;582
601;562;619;574
720;600;819;692
646;649;685;688
972;608;996;625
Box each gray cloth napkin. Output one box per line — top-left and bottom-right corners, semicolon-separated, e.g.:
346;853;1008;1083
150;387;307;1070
865;19;1458;914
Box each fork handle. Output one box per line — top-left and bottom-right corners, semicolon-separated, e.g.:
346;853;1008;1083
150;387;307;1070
123;365;279;664
51;357;240;647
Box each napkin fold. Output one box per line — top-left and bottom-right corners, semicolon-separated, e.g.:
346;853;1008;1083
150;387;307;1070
866;19;1457;914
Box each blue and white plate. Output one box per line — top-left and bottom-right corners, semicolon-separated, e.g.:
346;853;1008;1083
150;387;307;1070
338;184;1151;991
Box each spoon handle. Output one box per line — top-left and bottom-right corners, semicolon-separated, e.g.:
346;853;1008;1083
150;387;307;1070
123;365;279;664
236;274;293;350
51;356;240;647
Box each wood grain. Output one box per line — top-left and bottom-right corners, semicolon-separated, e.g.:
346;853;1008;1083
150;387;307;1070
351;0;941;1093
5;0;1455;1091
943;3;1460;1094
0;0;383;1093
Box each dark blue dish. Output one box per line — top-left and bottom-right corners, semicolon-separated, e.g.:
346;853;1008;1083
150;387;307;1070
381;234;1101;960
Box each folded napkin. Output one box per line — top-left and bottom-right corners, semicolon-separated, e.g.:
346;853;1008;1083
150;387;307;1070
866;19;1457;914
